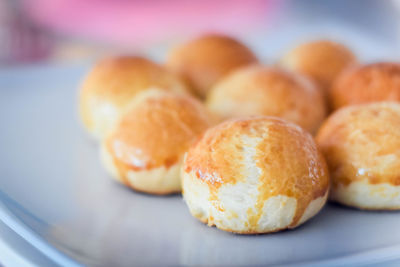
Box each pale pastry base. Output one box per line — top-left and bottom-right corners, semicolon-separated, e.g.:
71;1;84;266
182;169;328;234
82;100;121;141
331;180;400;210
101;144;181;195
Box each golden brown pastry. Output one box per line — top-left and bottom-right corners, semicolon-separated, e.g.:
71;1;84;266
316;102;400;210
206;65;326;133
166;34;258;98
101;90;213;195
182;116;329;234
79;56;188;140
280;40;357;94
329;62;400;110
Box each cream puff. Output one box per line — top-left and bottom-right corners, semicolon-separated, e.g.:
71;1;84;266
316;102;400;209
206;65;326;133
101;90;213;195
166;34;258;98
182;116;329;234
280;40;357;94
329;62;400;110
79;56;188;140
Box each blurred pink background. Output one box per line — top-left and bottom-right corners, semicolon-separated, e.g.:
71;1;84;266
2;0;400;65
23;0;276;46
0;0;277;64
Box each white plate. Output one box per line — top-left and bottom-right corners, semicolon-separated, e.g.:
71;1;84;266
1;34;400;266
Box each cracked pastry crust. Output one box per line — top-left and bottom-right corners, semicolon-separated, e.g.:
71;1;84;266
182;116;329;234
316;102;400;209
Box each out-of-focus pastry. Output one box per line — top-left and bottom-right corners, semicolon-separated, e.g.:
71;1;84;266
79;56;188;140
329;62;400;110
166;34;258;98
206;65;326;133
101;90;213;195
316;102;400;210
182;116;329;234
280;40;357;94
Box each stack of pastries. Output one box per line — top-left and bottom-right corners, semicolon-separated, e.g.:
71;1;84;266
79;34;400;234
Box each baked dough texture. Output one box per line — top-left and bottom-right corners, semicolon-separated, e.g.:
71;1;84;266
80;56;188;140
316;102;400;209
167;34;258;98
330;62;400;110
101;90;213;195
206;65;326;133
182;116;329;233
281;40;356;93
